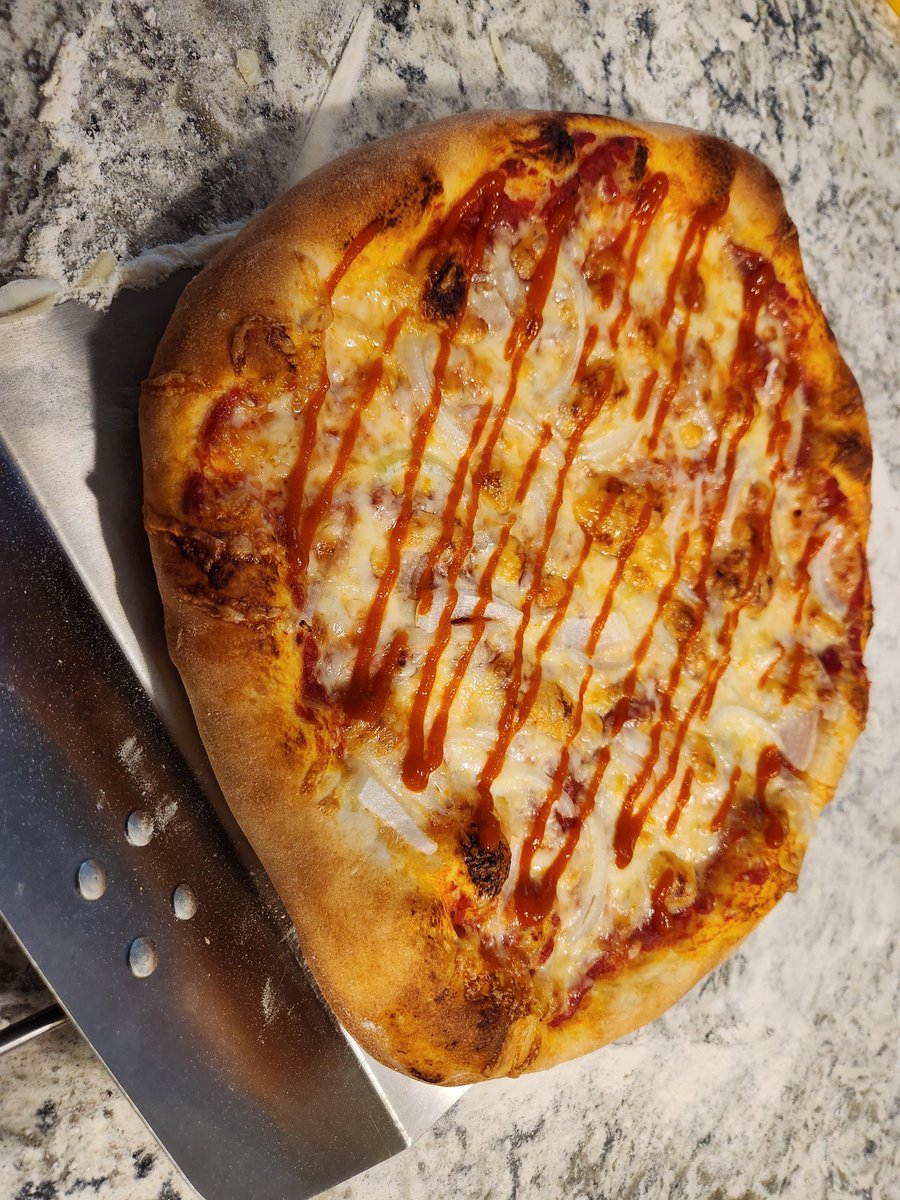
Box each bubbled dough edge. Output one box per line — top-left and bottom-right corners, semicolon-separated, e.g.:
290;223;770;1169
139;111;871;1083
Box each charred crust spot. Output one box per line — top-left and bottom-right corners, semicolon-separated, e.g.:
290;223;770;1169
169;529;231;581
537;118;576;165
631;141;649;183
832;429;872;484
515;118;576;167
384;164;445;228
697;135;738;197
419;170;444;210
461;827;511;898
461;964;530;1058
160;521;283;622
423;254;467;323
408;1066;443;1084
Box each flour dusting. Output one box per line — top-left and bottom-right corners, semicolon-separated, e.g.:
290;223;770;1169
0;1;361;308
153;798;179;833
116;735;143;771
261;977;278;1026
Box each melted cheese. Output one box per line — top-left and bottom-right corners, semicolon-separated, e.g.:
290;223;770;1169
231;144;852;1011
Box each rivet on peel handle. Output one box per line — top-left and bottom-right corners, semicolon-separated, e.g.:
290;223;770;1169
128;937;158;978
172;883;198;920
76;858;108;901
125;810;155;846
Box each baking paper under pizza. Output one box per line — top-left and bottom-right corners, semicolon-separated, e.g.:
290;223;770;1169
140;111;870;1084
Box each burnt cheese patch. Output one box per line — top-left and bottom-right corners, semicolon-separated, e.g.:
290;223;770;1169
423;254;468;323
461;828;512;899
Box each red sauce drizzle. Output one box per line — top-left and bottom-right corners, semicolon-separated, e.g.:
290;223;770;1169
659;195;728;328
665;766;695;836
343;171;510;718
647;196;729;453
400;177;590;816
488;527;597;803
291;310;408;582
514;491;656;924
710;765;742;832
608;173;669;348
755;744;802;847
758;642;786;688
284;221;385;602
766;359;800;459
782;530;827;703
610;396;754;869
402;421;552;789
609;251;773;869
633;370;658;422
468;355;612;807
328;220;383;294
705;355;801;707
649;866;677;935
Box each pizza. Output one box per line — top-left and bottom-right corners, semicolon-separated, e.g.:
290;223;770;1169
140;111;871;1084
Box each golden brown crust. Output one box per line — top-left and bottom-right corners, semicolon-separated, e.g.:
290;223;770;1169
141;111;870;1083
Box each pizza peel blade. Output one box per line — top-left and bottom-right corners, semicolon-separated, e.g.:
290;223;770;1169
0;284;463;1200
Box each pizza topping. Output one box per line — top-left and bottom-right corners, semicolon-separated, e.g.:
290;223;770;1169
355;770;438;856
178;123;866;1020
461;827;511;898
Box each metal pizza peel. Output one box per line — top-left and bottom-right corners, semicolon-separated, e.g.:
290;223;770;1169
0;11;466;1197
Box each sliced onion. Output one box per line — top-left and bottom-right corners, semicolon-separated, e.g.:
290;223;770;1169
615;724;652;775
761;357;780;399
554;792;578;823
468;276;513;333
666;496;689;560
809;526;849;619
558;609;632;666
779;708;818;772
396;328;438;401
493;754;552;799
433;402;472;461
493;241;523;312
561;887;601;947
579;415;642;468
783;386;805;470
711;705;780;749
416;589;521;633
357;774;437;855
529;244;588;411
0;276;61;322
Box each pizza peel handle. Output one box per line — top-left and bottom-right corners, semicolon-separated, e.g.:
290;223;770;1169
0;1003;67;1054
0;428;409;1198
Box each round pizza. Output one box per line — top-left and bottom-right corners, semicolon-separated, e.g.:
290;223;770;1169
140;111;871;1084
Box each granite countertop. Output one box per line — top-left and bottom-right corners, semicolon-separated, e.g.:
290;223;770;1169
1;1;898;1197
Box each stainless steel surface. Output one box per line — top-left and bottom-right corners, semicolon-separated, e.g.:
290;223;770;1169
0;1002;67;1055
0;281;464;1199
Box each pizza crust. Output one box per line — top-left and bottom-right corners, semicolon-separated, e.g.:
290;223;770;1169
141;111;870;1083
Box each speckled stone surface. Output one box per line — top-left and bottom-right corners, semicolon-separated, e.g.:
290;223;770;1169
1;2;898;1198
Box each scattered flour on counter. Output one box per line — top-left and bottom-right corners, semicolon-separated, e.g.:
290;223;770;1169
0;1;362;308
